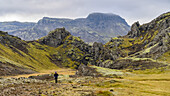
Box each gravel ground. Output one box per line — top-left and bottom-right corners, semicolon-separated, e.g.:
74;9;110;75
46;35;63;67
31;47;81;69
0;76;114;96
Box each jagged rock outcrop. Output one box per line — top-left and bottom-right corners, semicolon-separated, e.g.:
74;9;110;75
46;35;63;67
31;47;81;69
112;12;170;60
37;28;117;67
38;28;70;47
127;21;141;38
129;12;170;59
91;42;120;66
100;12;170;70
37;28;94;68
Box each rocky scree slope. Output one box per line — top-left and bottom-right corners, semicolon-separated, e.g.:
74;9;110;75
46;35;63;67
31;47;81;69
8;13;130;43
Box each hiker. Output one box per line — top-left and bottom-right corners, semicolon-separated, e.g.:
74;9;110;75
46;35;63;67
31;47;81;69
54;72;59;83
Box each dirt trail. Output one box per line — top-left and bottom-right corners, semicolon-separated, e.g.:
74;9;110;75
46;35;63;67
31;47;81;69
1;68;76;78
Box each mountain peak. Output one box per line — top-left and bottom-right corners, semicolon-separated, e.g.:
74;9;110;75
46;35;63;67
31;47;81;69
38;28;70;47
87;12;120;21
87;12;118;17
86;12;129;27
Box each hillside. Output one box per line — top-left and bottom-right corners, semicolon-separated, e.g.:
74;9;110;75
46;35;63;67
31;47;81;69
0;12;169;76
2;13;130;43
101;12;170;69
0;28;95;76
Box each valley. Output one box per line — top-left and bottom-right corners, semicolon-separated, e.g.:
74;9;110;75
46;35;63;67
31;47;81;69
0;11;169;96
0;67;170;96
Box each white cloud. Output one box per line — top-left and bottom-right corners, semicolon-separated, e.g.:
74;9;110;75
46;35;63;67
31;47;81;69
0;0;169;25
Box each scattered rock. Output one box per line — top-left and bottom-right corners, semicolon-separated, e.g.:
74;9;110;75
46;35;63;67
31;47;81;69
110;89;114;92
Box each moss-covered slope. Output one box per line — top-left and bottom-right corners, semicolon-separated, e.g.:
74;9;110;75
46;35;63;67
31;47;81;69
100;12;170;69
0;28;94;75
0;31;59;72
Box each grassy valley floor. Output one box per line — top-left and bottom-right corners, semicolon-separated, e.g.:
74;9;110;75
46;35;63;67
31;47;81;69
0;67;170;96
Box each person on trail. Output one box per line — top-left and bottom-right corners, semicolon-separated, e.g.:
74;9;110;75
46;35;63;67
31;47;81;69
54;72;59;83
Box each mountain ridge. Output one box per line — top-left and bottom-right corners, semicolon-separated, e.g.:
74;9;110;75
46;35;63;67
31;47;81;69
0;21;35;32
0;12;130;43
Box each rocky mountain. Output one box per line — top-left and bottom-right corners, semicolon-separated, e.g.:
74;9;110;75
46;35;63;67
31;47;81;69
0;21;35;32
0;12;169;96
3;13;130;43
0;12;169;76
98;12;170;69
75;12;170;73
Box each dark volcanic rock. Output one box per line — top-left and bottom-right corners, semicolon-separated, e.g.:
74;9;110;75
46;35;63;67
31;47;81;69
92;42;121;65
76;64;101;77
38;28;70;47
100;12;170;70
127;21;141;38
125;12;170;59
99;59;167;70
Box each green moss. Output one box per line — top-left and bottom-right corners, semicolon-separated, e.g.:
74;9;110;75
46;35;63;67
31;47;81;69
0;55;23;68
141;90;170;95
119;38;134;48
143;43;158;54
132;67;168;74
163;12;170;16
157;16;170;24
27;43;59;71
150;30;159;41
0;41;59;71
158;50;170;64
50;39;85;69
112;37;118;40
91;66;124;77
123;57;156;62
168;32;170;36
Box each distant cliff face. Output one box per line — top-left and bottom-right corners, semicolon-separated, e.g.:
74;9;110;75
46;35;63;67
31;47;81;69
2;13;130;43
0;21;35;32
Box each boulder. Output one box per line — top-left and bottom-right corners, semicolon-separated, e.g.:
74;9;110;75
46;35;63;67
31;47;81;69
75;64;101;77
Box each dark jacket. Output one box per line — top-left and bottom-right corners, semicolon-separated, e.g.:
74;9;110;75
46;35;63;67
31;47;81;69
54;73;59;78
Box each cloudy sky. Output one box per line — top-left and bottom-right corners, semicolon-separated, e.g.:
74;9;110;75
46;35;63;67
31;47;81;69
0;0;169;25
